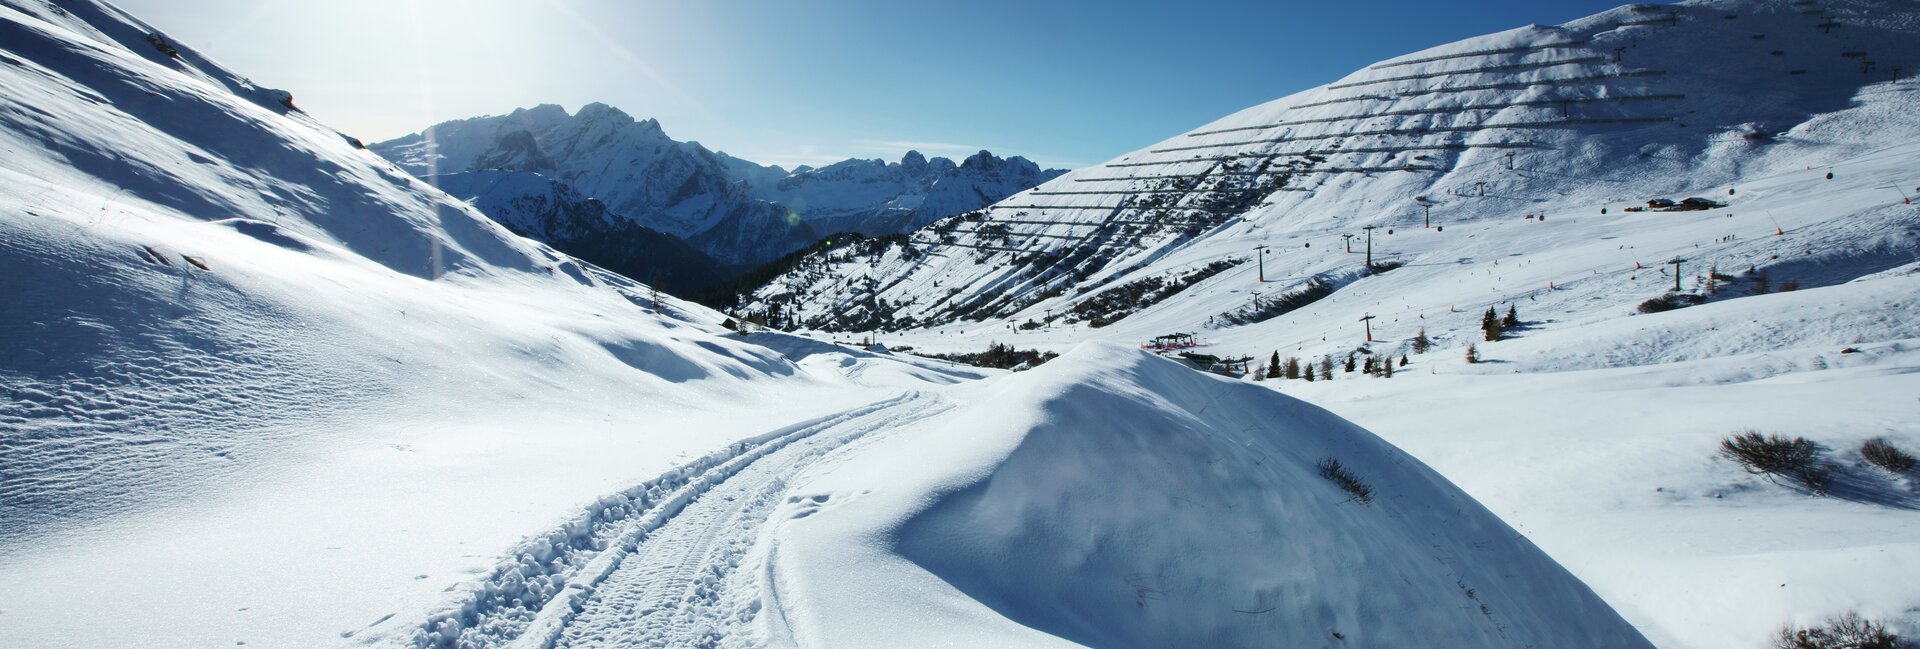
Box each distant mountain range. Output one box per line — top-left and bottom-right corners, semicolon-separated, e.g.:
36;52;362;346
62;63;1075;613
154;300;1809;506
371;104;1065;268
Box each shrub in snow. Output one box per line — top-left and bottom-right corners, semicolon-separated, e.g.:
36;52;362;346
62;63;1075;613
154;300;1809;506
1774;611;1907;649
1637;293;1707;314
1861;438;1917;474
1720;431;1829;493
1315;457;1373;505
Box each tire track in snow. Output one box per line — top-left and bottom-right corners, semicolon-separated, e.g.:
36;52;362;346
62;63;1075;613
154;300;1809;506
404;391;945;649
548;393;951;649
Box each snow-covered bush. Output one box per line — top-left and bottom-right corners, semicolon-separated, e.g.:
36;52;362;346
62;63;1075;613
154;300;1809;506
1861;438;1917;474
1774;611;1908;649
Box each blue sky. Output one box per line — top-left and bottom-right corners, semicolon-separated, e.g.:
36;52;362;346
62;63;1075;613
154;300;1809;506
114;0;1629;169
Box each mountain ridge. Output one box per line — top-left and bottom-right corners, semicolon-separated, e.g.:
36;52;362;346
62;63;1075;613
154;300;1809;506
371;104;1065;266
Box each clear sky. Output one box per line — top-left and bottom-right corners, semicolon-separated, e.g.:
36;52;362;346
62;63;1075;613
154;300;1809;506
112;0;1629;169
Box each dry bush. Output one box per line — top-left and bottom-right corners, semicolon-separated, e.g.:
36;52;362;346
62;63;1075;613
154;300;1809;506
1316;457;1373;505
1720;431;1829;493
1775;611;1908;649
1861;438;1917;474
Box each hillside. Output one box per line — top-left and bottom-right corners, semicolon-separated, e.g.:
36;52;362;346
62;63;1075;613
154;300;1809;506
745;0;1920;332
0;1;941;645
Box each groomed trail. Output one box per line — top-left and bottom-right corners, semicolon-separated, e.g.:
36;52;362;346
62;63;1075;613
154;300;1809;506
411;391;953;649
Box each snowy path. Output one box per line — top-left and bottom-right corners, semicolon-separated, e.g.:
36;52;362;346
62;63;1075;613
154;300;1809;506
431;391;953;649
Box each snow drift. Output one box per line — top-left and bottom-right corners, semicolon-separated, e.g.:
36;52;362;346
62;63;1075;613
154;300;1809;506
771;344;1652;648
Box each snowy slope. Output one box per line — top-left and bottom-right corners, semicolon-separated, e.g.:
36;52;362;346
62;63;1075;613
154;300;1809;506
0;2;957;646
747;0;1920;332
768;344;1652;648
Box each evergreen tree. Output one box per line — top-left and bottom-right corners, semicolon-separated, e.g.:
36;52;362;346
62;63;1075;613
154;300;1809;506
1466;343;1481;364
1362;356;1377;375
1411;327;1432;354
1284;356;1301;380
1503;305;1519;328
1304;365;1316;381
1267;351;1282;379
1344;355;1357;373
1482;306;1504;342
1382;359;1394;378
1320;355;1335;380
1399;354;1409;367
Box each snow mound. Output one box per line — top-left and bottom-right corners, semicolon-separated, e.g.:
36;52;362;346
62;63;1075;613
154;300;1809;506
773;343;1650;648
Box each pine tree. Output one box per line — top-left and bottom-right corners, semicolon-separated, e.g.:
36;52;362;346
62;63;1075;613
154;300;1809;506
1284;356;1301;379
1344;355;1357;373
1362;356;1377;375
1465;343;1480;364
1320;355;1335;380
1304;365;1316;381
1503;305;1519;328
1411;327;1432;354
1399;354;1409;367
1267;351;1282;379
1482;306;1504;342
1382;359;1394;378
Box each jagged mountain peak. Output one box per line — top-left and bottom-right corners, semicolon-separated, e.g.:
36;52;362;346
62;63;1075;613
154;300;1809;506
373;105;1067;264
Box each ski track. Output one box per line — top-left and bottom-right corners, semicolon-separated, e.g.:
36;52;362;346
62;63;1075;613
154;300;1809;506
415;391;950;649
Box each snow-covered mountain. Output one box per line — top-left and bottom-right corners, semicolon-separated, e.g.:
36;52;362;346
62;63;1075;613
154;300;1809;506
424;170;731;292
372;106;1063;267
744;0;1920;331
758;149;1066;238
372;103;815;266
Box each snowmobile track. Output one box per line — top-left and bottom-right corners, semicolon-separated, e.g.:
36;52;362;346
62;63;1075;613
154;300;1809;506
408;391;948;649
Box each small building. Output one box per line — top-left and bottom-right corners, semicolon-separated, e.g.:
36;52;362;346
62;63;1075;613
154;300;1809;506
1143;333;1198;351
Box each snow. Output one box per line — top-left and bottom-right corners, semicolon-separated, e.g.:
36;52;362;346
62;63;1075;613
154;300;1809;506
5;0;1919;647
0;3;951;646
769;344;1652;648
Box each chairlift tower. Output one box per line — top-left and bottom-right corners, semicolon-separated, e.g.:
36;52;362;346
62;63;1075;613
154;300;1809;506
1361;225;1380;268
